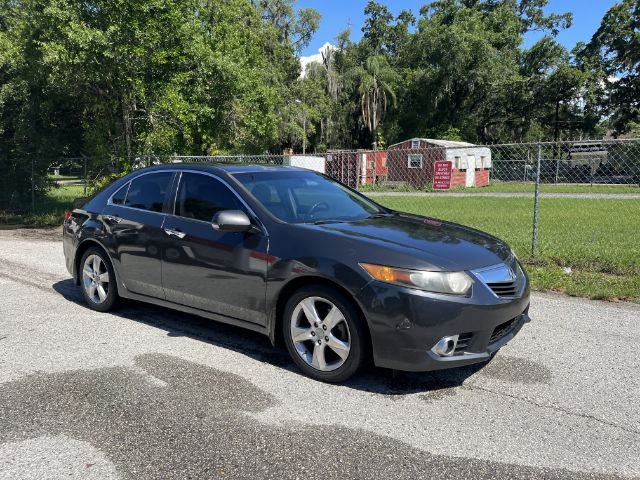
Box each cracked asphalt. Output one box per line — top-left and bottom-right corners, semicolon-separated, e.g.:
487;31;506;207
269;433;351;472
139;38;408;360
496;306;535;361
0;228;638;479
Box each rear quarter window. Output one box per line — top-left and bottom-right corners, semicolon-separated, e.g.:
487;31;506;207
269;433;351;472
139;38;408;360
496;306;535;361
111;183;130;205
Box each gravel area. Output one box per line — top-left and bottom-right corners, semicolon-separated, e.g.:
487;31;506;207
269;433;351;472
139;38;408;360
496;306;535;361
0;228;638;479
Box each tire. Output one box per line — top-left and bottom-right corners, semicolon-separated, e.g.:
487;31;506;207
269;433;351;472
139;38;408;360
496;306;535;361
282;284;367;382
79;246;118;312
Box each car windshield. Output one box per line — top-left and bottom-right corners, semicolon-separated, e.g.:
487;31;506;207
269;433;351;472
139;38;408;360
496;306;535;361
232;170;388;224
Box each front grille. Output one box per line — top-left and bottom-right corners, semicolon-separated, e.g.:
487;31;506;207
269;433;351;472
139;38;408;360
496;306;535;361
487;281;518;297
472;256;525;298
489;318;516;344
454;332;474;354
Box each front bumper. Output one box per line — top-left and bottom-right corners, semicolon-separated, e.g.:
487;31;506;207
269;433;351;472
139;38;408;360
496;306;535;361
356;278;531;372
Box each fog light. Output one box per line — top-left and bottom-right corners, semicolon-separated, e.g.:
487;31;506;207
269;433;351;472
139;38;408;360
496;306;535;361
431;335;459;357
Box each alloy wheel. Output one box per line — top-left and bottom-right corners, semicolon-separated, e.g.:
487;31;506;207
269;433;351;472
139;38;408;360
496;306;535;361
82;254;110;304
290;296;351;372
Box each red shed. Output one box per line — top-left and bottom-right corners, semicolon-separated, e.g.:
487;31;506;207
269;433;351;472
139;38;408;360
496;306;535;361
387;138;492;188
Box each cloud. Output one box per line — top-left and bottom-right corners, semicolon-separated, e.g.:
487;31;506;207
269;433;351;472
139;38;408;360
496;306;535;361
299;42;334;77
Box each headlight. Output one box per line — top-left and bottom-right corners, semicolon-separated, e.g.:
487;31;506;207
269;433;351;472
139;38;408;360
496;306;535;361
359;263;473;295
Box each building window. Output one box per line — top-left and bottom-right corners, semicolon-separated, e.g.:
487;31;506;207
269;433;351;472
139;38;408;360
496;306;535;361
480;156;486;169
408;154;423;169
454;156;461;169
411;139;420;149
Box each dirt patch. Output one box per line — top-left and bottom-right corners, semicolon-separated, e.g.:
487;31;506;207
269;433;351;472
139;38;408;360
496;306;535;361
0;227;61;242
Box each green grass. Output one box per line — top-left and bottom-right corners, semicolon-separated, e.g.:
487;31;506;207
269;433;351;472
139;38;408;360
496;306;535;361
0;184;86;226
375;195;640;302
2;183;639;302
361;181;640;194
47;174;82;182
474;182;639;194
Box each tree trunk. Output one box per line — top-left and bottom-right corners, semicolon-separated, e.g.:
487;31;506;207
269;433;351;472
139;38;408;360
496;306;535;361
121;92;133;162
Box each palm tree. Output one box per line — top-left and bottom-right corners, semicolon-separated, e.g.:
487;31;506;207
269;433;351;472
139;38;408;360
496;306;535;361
355;55;397;150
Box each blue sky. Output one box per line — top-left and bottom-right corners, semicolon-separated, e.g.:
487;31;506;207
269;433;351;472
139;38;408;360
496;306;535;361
297;0;617;58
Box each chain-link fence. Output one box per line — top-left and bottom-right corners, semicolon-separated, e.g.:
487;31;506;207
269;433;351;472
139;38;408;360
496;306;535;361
131;140;640;285
341;139;640;289
9;140;640;285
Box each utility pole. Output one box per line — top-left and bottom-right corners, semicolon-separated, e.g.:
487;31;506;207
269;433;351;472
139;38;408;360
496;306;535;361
302;113;307;155
295;99;306;154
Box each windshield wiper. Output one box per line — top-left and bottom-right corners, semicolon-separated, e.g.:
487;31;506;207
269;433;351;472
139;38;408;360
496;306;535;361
367;212;397;219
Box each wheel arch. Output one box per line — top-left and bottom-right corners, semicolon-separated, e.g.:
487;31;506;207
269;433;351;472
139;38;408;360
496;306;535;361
73;238;114;285
270;275;372;354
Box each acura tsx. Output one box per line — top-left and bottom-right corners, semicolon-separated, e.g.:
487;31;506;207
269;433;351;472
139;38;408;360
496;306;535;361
63;164;531;382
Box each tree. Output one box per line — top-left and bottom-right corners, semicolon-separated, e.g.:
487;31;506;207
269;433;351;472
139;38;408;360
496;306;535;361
354;55;397;150
0;0;318;209
361;1;394;55
385;0;578;143
583;0;640;135
254;0;320;53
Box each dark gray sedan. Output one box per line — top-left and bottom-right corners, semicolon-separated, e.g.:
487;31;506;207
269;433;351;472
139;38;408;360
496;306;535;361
63;164;530;382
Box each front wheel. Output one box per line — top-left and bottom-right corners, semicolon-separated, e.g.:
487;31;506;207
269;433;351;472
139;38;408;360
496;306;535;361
283;285;366;382
79;247;118;312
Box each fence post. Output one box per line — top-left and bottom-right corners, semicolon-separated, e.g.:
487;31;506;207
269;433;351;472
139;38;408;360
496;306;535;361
31;156;35;213
531;143;542;257
83;157;88;196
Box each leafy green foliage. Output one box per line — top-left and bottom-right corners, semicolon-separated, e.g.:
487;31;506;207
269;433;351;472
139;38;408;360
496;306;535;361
0;0;636;210
581;0;640;135
0;0;310;208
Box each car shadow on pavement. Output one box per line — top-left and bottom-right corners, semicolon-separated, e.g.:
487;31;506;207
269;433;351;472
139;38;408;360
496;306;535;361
53;278;487;396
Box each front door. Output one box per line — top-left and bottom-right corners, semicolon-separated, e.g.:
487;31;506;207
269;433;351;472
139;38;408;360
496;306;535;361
465;155;476;187
161;172;269;325
101;171;175;299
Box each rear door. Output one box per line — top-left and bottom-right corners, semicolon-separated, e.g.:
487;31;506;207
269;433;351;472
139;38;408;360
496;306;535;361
161;172;269;325
101;171;175;299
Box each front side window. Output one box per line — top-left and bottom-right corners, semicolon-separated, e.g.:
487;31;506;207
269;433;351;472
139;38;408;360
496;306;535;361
234;170;386;224
175;173;242;222
124;172;173;212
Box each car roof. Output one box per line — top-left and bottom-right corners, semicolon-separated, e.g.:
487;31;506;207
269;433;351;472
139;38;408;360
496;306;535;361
140;163;306;175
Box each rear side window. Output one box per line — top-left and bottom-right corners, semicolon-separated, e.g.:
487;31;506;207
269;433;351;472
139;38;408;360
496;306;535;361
175;173;242;222
125;172;173;212
111;183;129;205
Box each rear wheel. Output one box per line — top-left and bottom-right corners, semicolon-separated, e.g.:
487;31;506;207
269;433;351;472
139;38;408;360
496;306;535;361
283;285;366;382
79;247;118;312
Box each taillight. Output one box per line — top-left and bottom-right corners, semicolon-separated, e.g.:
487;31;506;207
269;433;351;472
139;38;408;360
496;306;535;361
64;210;72;222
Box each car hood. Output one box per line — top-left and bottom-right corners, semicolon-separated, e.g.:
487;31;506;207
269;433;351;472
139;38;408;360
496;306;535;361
304;214;512;271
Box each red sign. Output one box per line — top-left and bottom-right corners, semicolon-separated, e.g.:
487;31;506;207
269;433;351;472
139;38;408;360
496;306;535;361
433;161;452;190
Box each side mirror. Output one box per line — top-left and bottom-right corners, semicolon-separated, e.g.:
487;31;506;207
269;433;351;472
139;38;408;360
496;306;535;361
212;210;253;233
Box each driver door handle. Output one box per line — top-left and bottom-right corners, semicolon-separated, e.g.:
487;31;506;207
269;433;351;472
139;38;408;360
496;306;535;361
164;228;186;239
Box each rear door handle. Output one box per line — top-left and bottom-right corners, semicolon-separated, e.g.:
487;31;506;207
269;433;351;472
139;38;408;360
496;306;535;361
164;228;186;239
104;215;122;224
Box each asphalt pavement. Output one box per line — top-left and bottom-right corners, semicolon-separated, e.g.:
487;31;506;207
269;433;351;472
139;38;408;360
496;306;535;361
0;228;638;479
